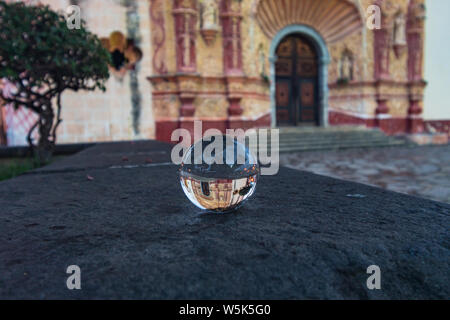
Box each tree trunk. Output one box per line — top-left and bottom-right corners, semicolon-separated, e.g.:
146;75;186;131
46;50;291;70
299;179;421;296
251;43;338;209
35;102;55;165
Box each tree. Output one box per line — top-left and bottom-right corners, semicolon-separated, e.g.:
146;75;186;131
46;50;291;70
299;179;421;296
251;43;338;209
0;1;110;163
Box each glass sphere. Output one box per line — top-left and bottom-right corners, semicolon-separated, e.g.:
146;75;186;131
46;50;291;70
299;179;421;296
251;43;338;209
179;134;259;213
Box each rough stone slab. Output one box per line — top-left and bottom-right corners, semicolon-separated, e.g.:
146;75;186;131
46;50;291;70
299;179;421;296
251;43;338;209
0;156;449;299
35;140;173;173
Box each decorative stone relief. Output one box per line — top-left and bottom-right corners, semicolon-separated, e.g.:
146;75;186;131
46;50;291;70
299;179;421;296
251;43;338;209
150;0;168;74
200;0;220;45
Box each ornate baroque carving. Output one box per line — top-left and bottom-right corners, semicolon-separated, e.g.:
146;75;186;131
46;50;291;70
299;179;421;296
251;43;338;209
150;0;168;74
254;0;363;44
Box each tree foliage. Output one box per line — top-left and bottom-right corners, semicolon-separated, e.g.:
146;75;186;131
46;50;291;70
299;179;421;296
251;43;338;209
0;1;110;162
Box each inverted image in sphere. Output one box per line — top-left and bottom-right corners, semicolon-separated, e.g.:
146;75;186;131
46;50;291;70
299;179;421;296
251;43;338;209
179;135;259;213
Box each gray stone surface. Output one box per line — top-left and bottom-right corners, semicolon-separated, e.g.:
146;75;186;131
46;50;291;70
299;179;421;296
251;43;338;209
0;141;449;299
35;140;173;172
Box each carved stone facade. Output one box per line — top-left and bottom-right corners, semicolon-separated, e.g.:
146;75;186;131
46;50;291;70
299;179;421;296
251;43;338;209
149;0;271;141
1;0;433;145
327;0;427;135
148;0;429;141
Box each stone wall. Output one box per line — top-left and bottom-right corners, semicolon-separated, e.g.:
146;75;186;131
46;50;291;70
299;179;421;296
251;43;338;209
1;0;155;144
56;0;155;143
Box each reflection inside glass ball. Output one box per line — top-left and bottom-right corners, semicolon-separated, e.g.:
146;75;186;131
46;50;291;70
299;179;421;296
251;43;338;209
179;135;259;213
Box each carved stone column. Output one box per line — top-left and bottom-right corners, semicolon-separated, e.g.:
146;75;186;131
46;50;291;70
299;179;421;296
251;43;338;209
220;0;244;128
172;0;199;136
406;0;426;133
225;76;245;129
220;0;243;76
176;74;201;137
373;0;391;81
373;0;392;132
173;0;198;73
374;28;390;81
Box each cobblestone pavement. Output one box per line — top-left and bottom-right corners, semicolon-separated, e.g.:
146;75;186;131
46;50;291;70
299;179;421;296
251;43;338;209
280;145;450;204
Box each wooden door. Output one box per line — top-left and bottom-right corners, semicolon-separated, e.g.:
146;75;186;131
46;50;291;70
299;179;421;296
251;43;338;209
275;35;318;126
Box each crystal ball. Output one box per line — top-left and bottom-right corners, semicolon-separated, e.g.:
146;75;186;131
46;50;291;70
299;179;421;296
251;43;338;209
179;134;259;213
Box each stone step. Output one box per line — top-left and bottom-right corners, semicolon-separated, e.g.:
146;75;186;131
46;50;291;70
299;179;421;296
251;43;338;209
278;134;393;141
276;125;369;133
270;141;408;153
278;135;394;143
245;126;413;153
271;138;405;148
276;142;406;150
261;131;388;139
251;127;385;136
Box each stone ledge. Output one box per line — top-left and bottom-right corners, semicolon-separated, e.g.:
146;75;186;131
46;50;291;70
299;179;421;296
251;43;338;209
0;141;448;299
0;143;95;158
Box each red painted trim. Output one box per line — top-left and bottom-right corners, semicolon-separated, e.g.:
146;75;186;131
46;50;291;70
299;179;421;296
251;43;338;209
329;110;425;135
149;74;267;84
329;94;411;100
379;118;409;135
152;91;270;100
155;113;271;143
329;111;369;126
155;120;179;143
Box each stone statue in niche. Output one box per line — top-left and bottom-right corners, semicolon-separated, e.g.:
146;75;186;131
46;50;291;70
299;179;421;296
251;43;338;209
200;0;219;45
201;0;218;29
393;11;407;58
393;13;406;45
258;44;268;82
338;50;353;83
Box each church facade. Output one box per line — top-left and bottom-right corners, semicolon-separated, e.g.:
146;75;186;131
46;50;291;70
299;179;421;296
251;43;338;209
150;0;427;142
1;0;441;146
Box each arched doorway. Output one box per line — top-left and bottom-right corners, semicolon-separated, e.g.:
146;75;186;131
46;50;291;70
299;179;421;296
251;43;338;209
269;25;331;128
275;35;318;126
